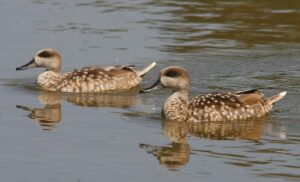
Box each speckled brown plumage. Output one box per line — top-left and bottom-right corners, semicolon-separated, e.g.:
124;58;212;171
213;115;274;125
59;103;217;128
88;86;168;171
57;66;143;93
187;90;272;122
142;66;286;123
16;48;156;93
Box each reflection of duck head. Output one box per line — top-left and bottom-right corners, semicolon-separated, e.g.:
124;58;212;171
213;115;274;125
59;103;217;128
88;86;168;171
140;142;190;171
139;119;190;171
17;90;141;130
16;91;62;131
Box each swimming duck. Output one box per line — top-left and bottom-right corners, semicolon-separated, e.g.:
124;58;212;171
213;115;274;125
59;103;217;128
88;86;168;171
141;66;286;122
16;48;156;93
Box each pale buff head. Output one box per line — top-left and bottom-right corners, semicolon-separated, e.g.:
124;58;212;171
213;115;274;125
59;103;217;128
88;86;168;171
141;66;190;92
160;66;190;90
16;48;62;73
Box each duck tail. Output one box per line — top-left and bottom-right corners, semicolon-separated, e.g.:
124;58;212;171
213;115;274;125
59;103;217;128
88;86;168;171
136;62;156;77
266;91;287;105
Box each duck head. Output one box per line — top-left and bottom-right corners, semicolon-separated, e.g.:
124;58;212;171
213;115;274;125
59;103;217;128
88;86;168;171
141;66;190;93
16;48;62;73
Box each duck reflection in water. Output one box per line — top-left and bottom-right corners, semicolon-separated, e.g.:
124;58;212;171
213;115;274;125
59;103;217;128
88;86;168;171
16;89;140;131
17;92;61;131
140;119;190;171
140;117;267;171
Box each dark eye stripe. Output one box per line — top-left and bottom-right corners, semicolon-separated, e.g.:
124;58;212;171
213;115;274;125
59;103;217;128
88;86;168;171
165;71;179;77
38;51;53;58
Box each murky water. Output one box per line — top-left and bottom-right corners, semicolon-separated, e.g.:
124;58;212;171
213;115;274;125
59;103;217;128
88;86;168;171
0;0;299;181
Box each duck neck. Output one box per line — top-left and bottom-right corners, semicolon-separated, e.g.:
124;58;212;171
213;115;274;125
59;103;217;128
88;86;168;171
37;71;62;91
163;88;189;122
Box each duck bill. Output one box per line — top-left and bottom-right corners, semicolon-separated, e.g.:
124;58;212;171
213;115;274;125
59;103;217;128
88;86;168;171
140;79;164;93
16;58;37;71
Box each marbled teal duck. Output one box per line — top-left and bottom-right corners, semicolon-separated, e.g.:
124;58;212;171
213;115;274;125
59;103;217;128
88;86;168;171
16;48;156;93
141;66;286;122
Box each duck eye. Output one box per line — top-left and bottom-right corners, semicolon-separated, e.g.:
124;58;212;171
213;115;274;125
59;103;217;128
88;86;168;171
38;51;53;58
165;71;179;77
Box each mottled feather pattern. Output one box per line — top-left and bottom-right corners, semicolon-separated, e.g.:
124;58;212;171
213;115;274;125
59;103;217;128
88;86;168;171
37;71;62;92
190;93;243;109
187;92;271;122
57;67;139;93
163;94;189;122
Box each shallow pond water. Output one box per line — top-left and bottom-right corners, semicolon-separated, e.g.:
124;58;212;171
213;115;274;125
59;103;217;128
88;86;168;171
0;0;300;181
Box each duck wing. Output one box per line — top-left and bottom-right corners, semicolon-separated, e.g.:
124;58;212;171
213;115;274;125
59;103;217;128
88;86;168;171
58;66;140;93
188;89;286;122
190;89;264;108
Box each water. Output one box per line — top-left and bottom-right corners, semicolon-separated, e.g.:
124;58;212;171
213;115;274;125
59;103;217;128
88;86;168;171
0;0;300;181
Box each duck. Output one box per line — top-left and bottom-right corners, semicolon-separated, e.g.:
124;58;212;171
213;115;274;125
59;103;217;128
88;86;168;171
141;66;286;122
16;48;156;93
